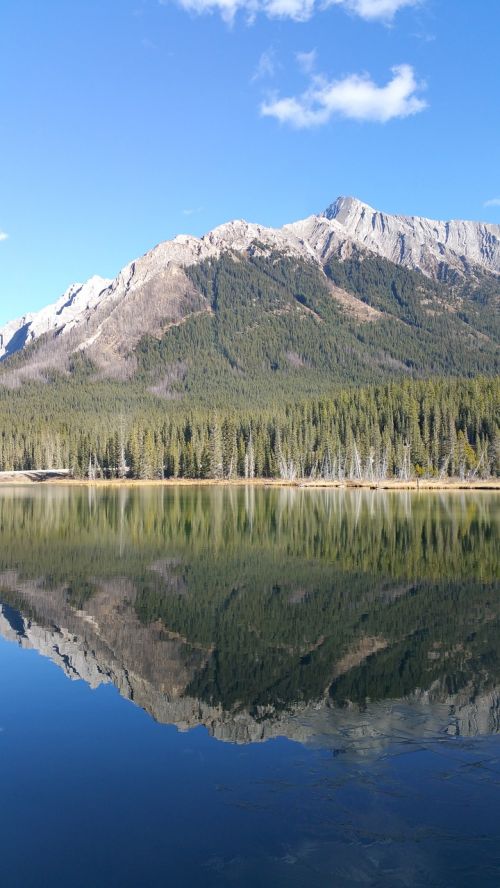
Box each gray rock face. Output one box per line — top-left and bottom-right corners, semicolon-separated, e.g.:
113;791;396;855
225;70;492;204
324;196;500;278
1;196;498;365
0;275;111;361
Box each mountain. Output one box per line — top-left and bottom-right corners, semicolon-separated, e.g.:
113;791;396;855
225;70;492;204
0;219;306;366
0;197;498;399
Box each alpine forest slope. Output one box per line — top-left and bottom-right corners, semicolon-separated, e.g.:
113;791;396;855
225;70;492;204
0;197;498;480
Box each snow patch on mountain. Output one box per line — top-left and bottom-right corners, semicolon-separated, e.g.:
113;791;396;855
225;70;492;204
0;275;111;360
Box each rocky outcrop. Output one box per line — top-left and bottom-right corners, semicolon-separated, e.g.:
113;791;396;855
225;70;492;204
324;196;500;278
0;275;110;361
0;470;70;483
286;196;500;280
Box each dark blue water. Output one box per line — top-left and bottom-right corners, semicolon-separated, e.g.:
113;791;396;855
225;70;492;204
0;486;499;886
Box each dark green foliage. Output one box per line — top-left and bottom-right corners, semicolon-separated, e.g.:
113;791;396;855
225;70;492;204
134;251;499;401
325;249;499;375
0;376;497;478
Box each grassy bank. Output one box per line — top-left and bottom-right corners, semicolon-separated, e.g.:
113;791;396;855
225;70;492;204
0;473;498;491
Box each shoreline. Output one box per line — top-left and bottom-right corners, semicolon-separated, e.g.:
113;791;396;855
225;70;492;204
0;473;498;491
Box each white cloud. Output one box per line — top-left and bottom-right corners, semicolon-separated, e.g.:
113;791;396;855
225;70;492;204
263;0;315;20
168;0;419;22
172;0;246;23
173;0;315;21
484;197;500;208
327;0;420;21
182;207;204;216
261;64;426;127
0;232;8;242
296;49;317;74
252;48;278;82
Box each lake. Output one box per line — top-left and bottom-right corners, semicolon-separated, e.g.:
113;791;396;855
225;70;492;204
0;485;499;887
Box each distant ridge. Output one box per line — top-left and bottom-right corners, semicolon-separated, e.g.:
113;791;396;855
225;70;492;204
0;197;498;388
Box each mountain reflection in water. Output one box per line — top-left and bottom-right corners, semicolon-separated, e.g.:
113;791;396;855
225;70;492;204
0;485;498;752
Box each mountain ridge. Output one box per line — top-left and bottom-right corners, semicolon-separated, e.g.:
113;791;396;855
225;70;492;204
321;196;500;278
0;196;498;398
2;195;499;365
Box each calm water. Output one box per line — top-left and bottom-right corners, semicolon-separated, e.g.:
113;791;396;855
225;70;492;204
0;485;499;887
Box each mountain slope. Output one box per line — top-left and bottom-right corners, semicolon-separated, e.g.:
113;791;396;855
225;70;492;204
0;197;498;395
134;250;498;404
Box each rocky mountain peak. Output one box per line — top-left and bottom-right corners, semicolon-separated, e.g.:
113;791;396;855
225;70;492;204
320;195;500;278
1;197;499;369
323;195;375;224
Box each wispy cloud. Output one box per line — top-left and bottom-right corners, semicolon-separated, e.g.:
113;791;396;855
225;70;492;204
296;49;316;74
261;63;426;128
327;0;421;21
170;0;314;22
0;232;8;242
166;0;419;23
264;0;315;20
182;207;204;216
252;48;278;82
484;197;500;208
412;29;436;43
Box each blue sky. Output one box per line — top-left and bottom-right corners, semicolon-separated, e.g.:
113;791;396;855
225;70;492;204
0;0;499;324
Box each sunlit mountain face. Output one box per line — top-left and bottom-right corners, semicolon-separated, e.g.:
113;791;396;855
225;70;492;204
1;485;498;750
1;198;499;395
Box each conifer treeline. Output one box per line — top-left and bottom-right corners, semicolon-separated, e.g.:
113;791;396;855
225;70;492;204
0;376;498;480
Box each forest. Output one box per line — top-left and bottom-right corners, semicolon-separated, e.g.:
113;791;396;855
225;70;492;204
0;375;498;480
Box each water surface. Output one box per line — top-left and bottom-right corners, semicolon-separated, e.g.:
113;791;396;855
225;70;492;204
0;486;499;886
